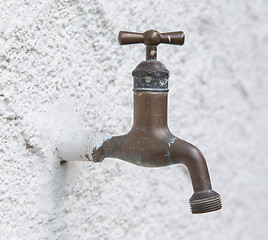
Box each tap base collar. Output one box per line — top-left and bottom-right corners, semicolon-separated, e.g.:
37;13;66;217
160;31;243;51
132;60;169;92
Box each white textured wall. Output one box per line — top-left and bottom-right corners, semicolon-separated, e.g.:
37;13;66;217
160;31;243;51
1;0;268;239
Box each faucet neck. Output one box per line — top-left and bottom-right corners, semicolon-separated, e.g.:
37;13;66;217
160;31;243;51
132;92;168;129
146;46;157;60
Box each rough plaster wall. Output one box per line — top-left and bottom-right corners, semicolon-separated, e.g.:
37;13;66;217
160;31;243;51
0;0;268;239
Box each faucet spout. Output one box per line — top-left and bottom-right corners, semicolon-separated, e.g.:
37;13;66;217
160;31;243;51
169;139;222;213
170;139;212;192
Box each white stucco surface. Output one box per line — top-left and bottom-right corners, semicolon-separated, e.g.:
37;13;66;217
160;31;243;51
1;0;268;239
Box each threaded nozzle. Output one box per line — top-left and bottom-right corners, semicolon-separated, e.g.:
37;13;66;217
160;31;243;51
189;190;222;214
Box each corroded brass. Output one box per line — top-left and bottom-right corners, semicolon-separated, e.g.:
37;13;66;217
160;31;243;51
94;91;222;213
98;92;212;192
93;30;222;214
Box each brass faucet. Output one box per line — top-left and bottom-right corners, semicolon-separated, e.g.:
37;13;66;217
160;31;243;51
57;30;222;214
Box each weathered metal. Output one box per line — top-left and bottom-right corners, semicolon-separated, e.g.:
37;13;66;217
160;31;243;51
132;61;169;92
92;30;222;214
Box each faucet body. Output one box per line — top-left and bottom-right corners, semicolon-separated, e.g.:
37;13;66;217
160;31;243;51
96;92;212;192
57;30;222;214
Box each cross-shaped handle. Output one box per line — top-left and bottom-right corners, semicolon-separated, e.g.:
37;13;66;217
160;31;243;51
118;30;185;60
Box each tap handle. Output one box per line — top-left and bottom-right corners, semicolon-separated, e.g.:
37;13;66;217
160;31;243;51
118;30;185;46
118;30;184;60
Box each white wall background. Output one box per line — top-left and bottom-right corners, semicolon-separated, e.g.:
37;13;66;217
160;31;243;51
1;0;268;239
